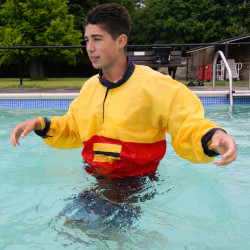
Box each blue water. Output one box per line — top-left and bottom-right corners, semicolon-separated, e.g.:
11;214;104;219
1;106;250;249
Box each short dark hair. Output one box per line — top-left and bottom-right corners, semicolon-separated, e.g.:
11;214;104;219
84;3;131;40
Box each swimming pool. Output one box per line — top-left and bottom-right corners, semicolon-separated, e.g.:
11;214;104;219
1;105;250;249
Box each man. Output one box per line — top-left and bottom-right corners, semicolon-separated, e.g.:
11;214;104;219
10;4;237;179
168;66;177;79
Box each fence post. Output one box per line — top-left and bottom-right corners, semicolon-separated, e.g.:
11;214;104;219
18;49;23;86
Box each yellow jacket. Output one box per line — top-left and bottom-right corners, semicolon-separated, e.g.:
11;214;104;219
37;59;223;178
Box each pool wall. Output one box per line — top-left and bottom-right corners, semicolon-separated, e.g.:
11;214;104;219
0;93;77;109
1;92;250;109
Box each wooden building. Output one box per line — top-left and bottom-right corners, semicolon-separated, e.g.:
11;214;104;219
186;34;250;81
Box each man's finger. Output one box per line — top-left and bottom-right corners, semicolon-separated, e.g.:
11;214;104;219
21;126;33;138
214;150;237;166
10;134;19;147
10;126;23;147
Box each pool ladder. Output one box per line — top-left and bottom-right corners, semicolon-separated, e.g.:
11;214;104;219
212;51;234;106
212;50;250;107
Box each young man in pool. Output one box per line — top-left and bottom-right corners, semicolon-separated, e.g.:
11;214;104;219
10;3;237;179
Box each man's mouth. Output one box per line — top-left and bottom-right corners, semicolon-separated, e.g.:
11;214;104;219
90;56;99;62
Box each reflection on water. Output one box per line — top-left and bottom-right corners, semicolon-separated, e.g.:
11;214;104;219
58;172;172;231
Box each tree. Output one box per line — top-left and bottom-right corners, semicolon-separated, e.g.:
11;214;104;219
97;0;135;15
216;0;250;37
129;0;250;46
134;0;147;9
0;0;82;79
67;0;136;34
129;0;200;45
67;0;99;32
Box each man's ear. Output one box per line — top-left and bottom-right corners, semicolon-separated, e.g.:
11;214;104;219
118;34;128;49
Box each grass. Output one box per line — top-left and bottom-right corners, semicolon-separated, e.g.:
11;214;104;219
181;80;249;87
0;77;248;89
0;78;88;89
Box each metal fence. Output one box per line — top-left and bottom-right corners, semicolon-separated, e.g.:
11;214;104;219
0;42;249;85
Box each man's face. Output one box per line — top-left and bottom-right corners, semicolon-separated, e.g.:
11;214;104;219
84;24;121;71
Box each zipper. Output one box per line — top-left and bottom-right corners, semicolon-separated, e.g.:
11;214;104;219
103;86;110;122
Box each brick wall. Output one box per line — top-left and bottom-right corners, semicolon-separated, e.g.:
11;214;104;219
158;57;187;80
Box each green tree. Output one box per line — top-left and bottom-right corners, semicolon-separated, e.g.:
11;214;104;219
0;0;82;79
129;0;250;46
95;0;135;15
129;0;201;45
67;0;99;32
134;0;147;9
216;0;250;37
67;0;136;34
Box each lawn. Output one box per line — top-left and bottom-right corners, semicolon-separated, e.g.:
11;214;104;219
0;77;248;89
0;78;88;89
182;80;249;87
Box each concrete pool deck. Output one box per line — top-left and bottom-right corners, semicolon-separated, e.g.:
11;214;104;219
1;85;250;99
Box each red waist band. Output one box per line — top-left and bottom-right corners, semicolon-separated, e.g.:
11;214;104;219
82;136;166;178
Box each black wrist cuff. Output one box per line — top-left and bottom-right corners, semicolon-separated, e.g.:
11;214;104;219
201;128;227;157
34;117;51;138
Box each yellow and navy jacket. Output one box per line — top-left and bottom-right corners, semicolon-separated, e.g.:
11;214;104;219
35;58;224;178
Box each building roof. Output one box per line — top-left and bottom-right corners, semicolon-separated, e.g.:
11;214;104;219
187;33;250;53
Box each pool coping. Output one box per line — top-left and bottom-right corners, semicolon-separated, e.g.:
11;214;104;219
0;92;78;99
1;85;250;101
0;90;244;99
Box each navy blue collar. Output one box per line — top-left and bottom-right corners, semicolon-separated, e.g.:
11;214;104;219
98;57;135;89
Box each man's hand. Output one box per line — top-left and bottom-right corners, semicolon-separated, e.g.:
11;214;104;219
210;130;237;166
10;119;41;147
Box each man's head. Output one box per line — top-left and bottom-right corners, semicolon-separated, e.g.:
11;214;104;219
84;4;131;72
84;3;131;40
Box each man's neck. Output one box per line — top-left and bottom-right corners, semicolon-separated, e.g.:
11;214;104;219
102;55;128;83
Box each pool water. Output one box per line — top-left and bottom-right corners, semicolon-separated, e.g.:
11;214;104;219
1;106;250;249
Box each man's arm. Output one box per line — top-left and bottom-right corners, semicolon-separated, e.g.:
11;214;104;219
10;118;42;147
10;97;83;149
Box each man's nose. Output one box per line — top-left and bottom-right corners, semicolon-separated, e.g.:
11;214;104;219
87;41;95;52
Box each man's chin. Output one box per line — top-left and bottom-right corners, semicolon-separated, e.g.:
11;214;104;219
91;63;101;70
